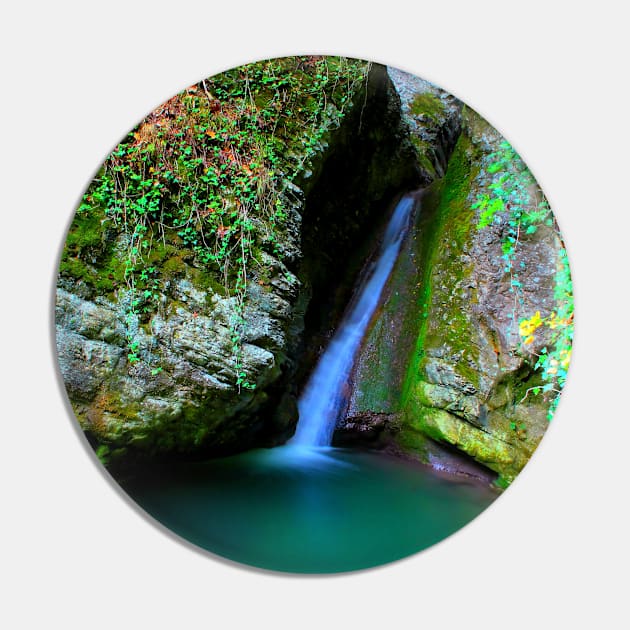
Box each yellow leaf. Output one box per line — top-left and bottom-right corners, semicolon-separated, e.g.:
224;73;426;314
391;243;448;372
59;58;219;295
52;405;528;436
519;311;544;339
561;348;572;368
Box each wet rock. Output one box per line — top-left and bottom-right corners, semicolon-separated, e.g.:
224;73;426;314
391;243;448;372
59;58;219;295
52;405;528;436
344;82;565;484
401;110;563;483
334;412;395;447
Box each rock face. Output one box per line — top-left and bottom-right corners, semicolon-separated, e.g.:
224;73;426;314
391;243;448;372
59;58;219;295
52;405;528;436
386;67;462;181
338;69;464;447
400;109;565;483
338;189;438;446
292;66;420;402
55;62;419;462
56;268;296;456
56;61;570;484
340;72;569;484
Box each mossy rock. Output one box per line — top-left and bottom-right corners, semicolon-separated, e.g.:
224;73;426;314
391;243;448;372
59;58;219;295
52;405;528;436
396;106;566;484
409;92;446;120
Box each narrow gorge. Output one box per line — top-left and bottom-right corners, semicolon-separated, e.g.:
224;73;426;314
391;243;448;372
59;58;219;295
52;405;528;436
55;57;573;571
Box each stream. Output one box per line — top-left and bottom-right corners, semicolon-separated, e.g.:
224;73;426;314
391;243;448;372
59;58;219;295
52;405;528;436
121;193;498;573
291;194;415;447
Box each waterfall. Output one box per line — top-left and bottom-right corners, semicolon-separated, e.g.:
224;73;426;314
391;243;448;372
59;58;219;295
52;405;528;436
290;194;416;447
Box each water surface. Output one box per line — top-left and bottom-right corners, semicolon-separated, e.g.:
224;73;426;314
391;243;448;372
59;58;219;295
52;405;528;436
121;446;497;573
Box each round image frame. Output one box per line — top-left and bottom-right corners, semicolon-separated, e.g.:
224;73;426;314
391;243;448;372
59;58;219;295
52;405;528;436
54;55;574;574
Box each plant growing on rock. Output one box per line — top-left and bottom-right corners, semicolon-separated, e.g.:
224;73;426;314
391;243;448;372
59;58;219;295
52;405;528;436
62;56;370;388
518;247;573;419
472;140;574;420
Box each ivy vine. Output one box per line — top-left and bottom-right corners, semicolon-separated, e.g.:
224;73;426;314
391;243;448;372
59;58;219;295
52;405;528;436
472;140;574;420
64;56;370;389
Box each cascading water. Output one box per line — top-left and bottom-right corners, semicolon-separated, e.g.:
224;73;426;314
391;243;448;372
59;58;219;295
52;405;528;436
123;191;497;574
290;194;416;447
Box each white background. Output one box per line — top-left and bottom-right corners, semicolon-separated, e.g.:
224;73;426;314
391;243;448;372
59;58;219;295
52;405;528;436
2;1;628;628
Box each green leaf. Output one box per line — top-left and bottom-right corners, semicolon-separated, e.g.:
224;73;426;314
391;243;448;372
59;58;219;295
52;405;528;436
489;198;504;213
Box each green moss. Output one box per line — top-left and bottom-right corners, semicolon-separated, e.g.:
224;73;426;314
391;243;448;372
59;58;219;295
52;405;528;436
192;267;227;297
494;476;510;490
402;129;481;407
59;205;129;294
437;131;478;230
398;122;529;476
410;137;437;178
407;93;447;178
409;406;514;468
427;133;481;388
59;256;98;286
95;444;110;466
63;205;105;251
59;206;105;279
161;255;187;277
396;427;431;459
147;242;180;265
409;92;445;121
395;108;558;484
60;57;370;324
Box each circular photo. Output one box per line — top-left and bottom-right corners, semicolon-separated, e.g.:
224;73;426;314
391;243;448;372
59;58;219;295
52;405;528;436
55;56;573;573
